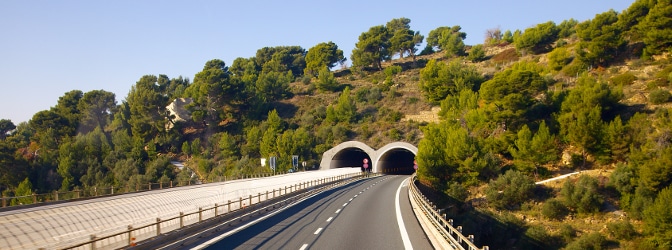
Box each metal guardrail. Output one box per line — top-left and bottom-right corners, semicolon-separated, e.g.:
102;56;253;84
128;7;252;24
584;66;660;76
408;174;488;250
62;173;365;250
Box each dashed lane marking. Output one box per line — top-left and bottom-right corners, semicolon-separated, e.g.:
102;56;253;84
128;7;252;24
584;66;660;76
314;228;323;235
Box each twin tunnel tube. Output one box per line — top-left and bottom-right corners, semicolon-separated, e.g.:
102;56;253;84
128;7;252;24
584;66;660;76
319;141;418;175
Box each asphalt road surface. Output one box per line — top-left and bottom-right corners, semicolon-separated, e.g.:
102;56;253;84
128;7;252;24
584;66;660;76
190;175;433;250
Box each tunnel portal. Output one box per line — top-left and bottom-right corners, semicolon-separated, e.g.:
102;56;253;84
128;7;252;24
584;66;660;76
377;148;416;175
331;147;371;170
319;141;418;174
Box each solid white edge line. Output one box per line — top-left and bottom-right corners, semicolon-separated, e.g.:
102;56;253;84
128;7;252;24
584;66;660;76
396;178;413;249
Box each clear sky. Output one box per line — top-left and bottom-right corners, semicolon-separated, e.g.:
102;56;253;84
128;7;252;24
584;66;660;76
0;0;635;124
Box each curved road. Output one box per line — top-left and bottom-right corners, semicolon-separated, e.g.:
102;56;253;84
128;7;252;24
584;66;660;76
188;175;432;250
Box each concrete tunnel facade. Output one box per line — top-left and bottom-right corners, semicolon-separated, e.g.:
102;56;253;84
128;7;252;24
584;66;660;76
319;141;418;174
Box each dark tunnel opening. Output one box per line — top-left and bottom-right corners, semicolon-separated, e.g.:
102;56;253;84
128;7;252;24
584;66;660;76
329;148;371;170
378;148;416;175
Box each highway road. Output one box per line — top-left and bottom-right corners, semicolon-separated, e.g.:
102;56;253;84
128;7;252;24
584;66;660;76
188;174;433;250
0;168;360;250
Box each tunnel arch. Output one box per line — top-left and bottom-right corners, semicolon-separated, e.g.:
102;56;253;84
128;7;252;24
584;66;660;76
319;141;418;174
374;142;418;174
319;141;376;170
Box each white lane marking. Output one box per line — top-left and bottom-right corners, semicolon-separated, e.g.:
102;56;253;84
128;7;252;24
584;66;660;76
349;198;353;201
335;209;341;213
396;178;413;249
300;244;309;250
314;228;323;234
354;194;358;197
326;217;333;222
343;203;348;207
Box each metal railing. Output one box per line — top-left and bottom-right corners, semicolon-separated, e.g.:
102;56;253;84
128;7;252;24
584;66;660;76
408;174;489;250
62;173;363;250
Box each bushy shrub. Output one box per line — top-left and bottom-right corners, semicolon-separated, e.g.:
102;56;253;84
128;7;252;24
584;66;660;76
384;65;402;77
485;170;536;210
525;225;557;247
610;72;636;86
561;175;603;214
561;61;589;77
541;198;568;220
445;182;468;202
467;44;486;62
559;224;577;243
606;220;637;240
649;89;671;104
548;47;572;71
564;232;606;250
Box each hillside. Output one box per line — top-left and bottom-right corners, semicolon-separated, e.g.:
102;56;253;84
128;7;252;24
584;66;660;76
281;38;672;248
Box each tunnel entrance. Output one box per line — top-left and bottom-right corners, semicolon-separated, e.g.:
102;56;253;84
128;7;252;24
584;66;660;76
329;147;371;170
377;148;416;175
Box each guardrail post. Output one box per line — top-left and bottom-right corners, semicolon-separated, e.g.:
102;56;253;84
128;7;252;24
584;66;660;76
239;197;243;209
1;194;5;207
170;181;173;188
215;203;219;217
54;191;59;201
179;212;184;228
111;186;115;195
228;200;231;212
127;225;133;246
249;195;252;206
266;190;269;200
156;218;161;235
258;193;261;203
160;182;163;189
90;234;97;250
199;207;203;222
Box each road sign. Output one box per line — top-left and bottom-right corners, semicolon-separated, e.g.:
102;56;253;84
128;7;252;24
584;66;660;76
292;155;299;168
269;156;276;171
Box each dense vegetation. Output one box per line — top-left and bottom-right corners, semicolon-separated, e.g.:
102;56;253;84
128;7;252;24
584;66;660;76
2;1;672;248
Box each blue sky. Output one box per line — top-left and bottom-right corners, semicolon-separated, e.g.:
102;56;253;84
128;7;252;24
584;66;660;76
0;0;635;124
